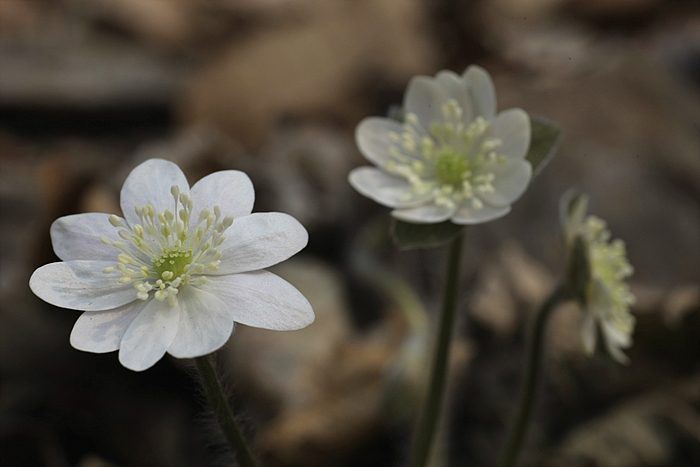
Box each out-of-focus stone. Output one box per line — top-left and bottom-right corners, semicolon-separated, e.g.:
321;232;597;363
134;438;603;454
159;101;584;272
499;241;555;308
257;124;358;229
223;258;353;409
663;284;700;328
553;386;700;466
471;264;518;339
179;0;436;147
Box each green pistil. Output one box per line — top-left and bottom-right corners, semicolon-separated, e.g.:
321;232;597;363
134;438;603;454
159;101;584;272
435;148;469;186
154;248;193;278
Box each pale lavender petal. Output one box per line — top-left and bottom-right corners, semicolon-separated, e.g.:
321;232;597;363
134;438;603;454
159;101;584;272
167;286;233;358
202;271;314;331
214;213;308;275
391;204;457;224
118;297;180;371
190;170;254;223
29;261;136;311
349;167;429;208
463;65;496;120
492;108;530;160
120;159;189;228
51;213;122;262
451;203;510;225
70;300;147;353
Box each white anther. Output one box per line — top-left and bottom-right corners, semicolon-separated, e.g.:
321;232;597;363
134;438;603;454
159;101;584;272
102;267;115;273
137;292;149;301
223;216;233;229
162;271;174;280
100;236;113;246
214;206;221;218
109;215;123;227
171;185;180;199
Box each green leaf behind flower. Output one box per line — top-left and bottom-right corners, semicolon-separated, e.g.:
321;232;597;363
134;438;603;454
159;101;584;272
390;219;464;250
527;115;562;176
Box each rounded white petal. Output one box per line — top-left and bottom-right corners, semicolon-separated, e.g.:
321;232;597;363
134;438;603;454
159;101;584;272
51;213;122;262
451;204;510;225
492;108;531;160
70;300;147;353
580;312;597;355
349;167;428;208
404;76;448;129
201;271;314;331
434;70;474;123
118;297;180;371
462;65;496;120
355;117;405;167
120;159;190;228
391;204;457;224
167;286;233;358
478;159;532;208
190;170;254;223
214;212;308;275
30;261;136;311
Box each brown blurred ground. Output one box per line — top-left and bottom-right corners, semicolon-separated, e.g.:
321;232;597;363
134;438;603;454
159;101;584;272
1;1;699;466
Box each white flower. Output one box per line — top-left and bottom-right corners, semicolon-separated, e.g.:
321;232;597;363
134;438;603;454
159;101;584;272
30;159;314;371
349;65;532;224
561;193;636;364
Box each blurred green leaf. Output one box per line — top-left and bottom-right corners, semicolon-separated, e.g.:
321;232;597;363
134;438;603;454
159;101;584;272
527;115;562;176
390;219;464;250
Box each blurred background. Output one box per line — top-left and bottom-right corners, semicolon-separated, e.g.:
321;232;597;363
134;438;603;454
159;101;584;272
1;0;699;466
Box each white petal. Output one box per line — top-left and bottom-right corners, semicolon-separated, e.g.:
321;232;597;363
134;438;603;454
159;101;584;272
167;286;233;358
492;108;531;160
30;261;136;311
451;203;510;225
478;159;532;208
600;319;632;349
404;76;448;129
601;324;631;365
391;204;457;224
434;70;474;123
214;212;308;275
118;297;180;371
355;117;406;167
51;213;122;262
349;167;428;208
120;159;189;228
580;312;597;356
70;300;147;353
190;170;254;223
201;271;314;331
462;65;496;120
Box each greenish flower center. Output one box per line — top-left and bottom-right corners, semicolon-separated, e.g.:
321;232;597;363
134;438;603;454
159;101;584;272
153;248;193;279
435;148;469;186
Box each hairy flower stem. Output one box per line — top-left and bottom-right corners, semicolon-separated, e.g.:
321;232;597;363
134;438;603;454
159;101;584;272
408;233;464;467
496;283;568;467
195;355;256;467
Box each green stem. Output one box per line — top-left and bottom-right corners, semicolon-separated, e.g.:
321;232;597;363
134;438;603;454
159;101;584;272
408;233;464;467
195;355;256;467
496;283;568;467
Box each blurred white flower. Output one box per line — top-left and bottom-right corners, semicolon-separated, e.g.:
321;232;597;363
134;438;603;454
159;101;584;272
349;65;532;224
561;193;636;364
30;159;314;371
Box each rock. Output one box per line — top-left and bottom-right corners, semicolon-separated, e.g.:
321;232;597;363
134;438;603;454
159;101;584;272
179;0;437;148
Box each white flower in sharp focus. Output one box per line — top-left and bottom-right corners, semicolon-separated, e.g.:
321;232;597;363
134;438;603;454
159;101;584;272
561;193;636;364
349;65;532;224
30;159;315;371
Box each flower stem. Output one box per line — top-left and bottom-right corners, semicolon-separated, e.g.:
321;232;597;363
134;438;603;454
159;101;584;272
408;233;464;467
195;355;256;467
496;283;568;467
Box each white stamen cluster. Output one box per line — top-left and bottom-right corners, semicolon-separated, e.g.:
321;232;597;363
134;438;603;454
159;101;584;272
100;185;234;306
583;216;636;333
384;99;507;210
